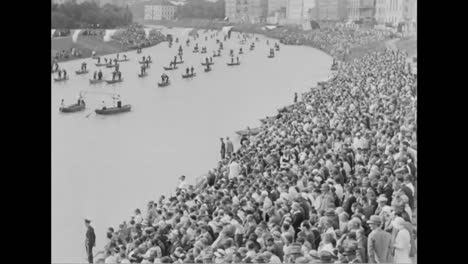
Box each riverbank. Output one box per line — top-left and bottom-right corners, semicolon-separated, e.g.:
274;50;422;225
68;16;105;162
146;19;394;61
51;27;167;63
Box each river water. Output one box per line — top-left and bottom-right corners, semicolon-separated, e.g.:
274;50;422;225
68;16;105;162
51;27;332;263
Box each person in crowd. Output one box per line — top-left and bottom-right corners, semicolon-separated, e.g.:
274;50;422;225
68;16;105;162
85;219;96;263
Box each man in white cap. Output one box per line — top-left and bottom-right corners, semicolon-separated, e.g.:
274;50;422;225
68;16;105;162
367;215;392;263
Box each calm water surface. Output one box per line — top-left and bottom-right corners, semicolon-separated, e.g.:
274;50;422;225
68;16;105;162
51;27;332;263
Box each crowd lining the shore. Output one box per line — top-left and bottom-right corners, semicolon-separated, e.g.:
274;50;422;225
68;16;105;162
94;25;417;263
111;24;167;50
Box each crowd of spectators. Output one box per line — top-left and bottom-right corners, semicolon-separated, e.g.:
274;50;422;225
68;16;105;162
81;29;106;38
53;48;83;62
53;29;71;38
111;24;167;50
97;44;417;264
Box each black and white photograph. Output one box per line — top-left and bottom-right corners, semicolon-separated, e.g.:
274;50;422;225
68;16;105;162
51;0;417;263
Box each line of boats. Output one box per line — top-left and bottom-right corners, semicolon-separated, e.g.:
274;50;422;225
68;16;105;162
59;102;132;115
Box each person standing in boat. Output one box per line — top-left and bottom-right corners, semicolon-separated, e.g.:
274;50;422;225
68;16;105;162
101;100;106;110
236;57;239;64
190;66;194;75
123;54;127;60
115;63;119;72
116;94;122;108
205;57;209;65
210;57;213;63
118;71;122;80
178;53;183;61
60;99;65;109
55;62;59;71
185;67;189;75
141;65;146;75
78;93;85;106
63;69;67;79
93;71;97;80
98;70;102;80
142;56;146;63
97;57;101;64
58;69;62;79
112;71;116;81
231;57;234;64
148;55;152;63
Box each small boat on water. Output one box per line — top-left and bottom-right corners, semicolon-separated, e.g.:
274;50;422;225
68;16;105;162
201;50;207;54
213;54;221;57
227;62;240;66
163;66;178;70
89;79;105;84
268;54;275;58
138;72;148;78
201;62;214;66
182;73;196;78
95;105;131;115
235;127;262;136
139;60;152;64
158;81;170;87
106;79;124;84
60;103;85;113
75;70;89;75
106;64;118;68
95;63;110;67
193;50;199;53
204;68;212;72
54;76;69;82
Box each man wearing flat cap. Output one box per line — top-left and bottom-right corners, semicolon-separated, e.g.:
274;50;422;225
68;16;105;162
367;215;392;263
84;219;96;263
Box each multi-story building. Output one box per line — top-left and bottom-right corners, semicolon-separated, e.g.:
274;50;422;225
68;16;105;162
144;0;176;20
284;0;316;24
225;0;268;23
268;0;288;15
374;0;415;34
347;0;375;21
315;0;347;21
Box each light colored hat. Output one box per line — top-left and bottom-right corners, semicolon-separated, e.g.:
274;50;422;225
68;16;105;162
377;195;388;203
392;216;405;230
366;215;382;225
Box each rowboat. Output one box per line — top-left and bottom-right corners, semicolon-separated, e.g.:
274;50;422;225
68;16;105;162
213;54;221;57
268;55;275;58
182;73;196;78
201;62;214;66
201;50;207;54
239;51;244;54
75;70;89;75
95;63;110;66
89;79;105;84
192;50;199;53
139;60;152;64
60;103;85;113
204;68;212;72
158;81;170;87
106;64;117;68
138;72;148;78
235;127;262;137
106;79;124;84
227;62;240;66
95;105;131;115
163;66;178;70
54;76;69;82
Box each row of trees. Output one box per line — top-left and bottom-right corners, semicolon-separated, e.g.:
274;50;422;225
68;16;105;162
51;1;133;29
175;0;225;20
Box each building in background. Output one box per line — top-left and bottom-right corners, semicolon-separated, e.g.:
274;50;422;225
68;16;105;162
315;0;347;21
225;0;268;23
284;0;316;24
347;0;375;22
144;0;176;21
374;0;416;34
268;0;288;15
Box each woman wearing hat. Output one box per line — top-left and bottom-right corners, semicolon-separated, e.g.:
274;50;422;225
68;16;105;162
391;217;412;263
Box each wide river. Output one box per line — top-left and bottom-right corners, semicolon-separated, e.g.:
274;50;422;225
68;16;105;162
51;27;332;263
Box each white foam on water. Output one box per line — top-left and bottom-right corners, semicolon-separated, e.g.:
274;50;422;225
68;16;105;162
103;29;118;42
72;29;82;43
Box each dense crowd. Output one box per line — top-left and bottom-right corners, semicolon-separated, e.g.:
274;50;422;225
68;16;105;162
53;29;71;38
53;48;83;61
111;24;167;50
279;26;394;60
81;29;106;38
97;44;417;264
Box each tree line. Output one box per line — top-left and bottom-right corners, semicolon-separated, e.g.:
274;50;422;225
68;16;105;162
52;1;133;29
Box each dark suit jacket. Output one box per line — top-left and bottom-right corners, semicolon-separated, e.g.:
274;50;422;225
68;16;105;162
86;226;96;247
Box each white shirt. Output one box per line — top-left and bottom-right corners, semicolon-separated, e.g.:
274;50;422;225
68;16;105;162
105;255;118;264
334;184;344;201
228;161;241;178
134;213;143;224
178;179;188;190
